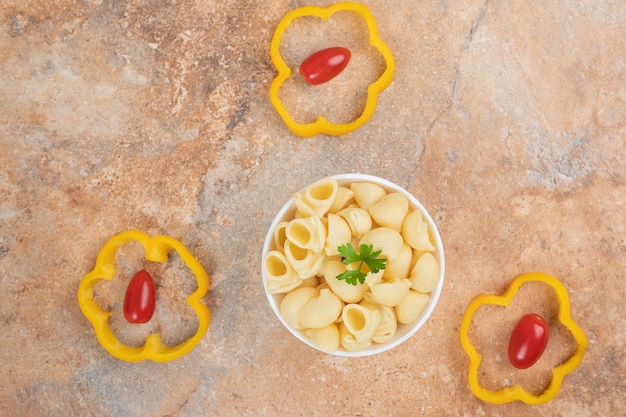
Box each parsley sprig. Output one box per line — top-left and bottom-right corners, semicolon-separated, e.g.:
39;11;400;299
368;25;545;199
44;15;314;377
336;243;387;286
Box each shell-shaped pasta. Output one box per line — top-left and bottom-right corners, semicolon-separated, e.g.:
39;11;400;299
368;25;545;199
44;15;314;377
341;303;380;343
339;322;373;352
402;210;436;251
298;288;343;329
395;290;430;324
304;324;340;352
349;236;360;251
284;240;324;279
264;250;303;293
351;181;386;209
279;287;318;329
368;192;409;232
370;278;412;307
324;214;352;256
372;319;396;343
286;216;326;253
293;192;317;218
316;281;330;291
337;207;372;239
333;311;343;324
359;293;397;343
273;221;289;252
323;260;368;303
383;243;413;280
409;249;422;271
363;269;384;287
316;255;341;278
410;252;440;293
293;178;338;217
359;227;404;261
299;275;320;288
328;186;355;214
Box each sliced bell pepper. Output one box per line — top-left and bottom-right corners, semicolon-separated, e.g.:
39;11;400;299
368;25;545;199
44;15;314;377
269;2;395;137
459;272;587;404
78;230;210;362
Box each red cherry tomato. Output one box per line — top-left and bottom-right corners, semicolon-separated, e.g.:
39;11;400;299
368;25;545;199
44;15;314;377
299;47;351;85
123;269;156;324
508;313;550;369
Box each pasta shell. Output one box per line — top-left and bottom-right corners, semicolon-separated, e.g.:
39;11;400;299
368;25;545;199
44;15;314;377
286;216;326;253
337;207;372;239
279;287;318;329
368;192;409;232
359;227;404;261
298;288;343;329
409;249;422;271
298;275;320;288
328;186;355;214
307;178;339;215
334;312;343;324
264;250;303;294
410;252;440;293
383;243;412;280
284;240;324;279
402;210;436;251
304;324;340;352
359;293;397;344
351;181;386;209
293;192;317;218
324;214;352;256
323;260;368;303
317;255;341;278
339;322;372;352
342;303;380;343
293;178;338;217
395;290;430;324
371;318;397;344
273;221;290;253
370;278;412;307
363;269;384;287
319;215;328;226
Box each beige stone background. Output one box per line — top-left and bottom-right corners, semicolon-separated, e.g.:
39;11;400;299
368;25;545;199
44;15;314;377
1;0;625;415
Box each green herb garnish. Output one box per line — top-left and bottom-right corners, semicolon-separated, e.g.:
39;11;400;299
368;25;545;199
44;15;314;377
336;243;387;286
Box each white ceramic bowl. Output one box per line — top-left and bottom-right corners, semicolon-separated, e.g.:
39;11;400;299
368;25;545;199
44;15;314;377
262;173;445;357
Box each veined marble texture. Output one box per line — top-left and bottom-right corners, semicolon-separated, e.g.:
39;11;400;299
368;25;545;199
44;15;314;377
0;0;624;415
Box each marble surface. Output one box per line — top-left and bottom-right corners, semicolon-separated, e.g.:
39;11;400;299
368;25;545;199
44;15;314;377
1;0;625;415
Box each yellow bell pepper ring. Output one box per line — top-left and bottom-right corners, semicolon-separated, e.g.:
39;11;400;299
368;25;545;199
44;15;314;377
78;230;211;362
269;2;395;137
459;272;588;405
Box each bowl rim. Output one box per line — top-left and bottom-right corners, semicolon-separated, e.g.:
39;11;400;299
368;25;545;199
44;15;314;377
262;173;445;357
